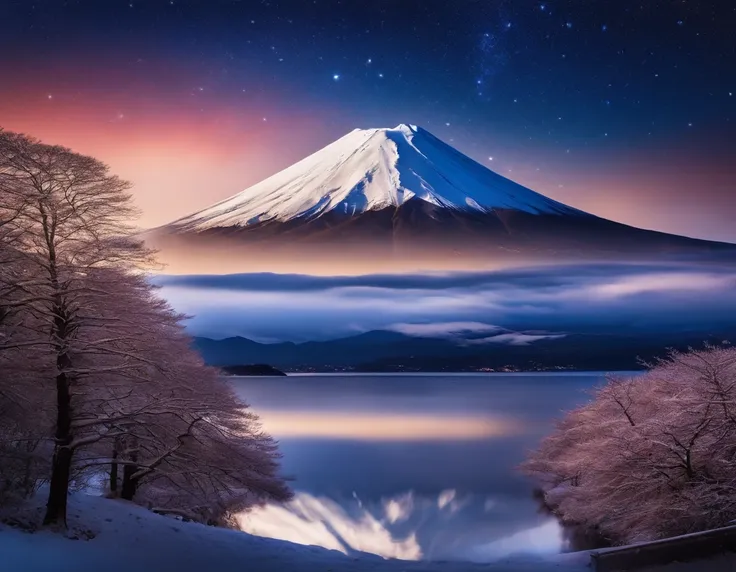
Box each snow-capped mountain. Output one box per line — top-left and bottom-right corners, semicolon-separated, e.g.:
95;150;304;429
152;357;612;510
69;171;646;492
170;124;581;232
148;124;735;274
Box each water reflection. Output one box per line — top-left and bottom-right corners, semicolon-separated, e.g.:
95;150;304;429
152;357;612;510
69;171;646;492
239;491;423;560
229;373;609;562
258;411;522;440
239;489;564;562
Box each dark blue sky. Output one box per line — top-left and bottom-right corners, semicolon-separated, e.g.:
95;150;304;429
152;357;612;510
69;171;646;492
2;0;734;239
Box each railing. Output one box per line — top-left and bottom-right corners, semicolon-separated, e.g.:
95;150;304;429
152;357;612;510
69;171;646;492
590;524;736;571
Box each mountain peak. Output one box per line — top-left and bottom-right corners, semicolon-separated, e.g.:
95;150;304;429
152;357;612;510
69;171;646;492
148;124;735;275
167;124;582;233
392;123;418;132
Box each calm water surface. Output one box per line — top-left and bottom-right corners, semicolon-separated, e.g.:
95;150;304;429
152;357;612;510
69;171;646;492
229;372;622;562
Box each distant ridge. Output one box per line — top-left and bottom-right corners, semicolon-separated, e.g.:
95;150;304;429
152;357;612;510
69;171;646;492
193;329;736;373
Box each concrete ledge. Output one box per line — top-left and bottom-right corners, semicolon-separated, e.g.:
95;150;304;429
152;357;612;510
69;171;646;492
591;525;736;571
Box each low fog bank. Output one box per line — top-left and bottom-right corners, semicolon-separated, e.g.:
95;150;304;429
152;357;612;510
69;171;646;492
154;262;736;343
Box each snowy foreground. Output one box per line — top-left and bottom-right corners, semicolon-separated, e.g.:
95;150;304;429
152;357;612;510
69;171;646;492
1;493;733;572
0;493;589;572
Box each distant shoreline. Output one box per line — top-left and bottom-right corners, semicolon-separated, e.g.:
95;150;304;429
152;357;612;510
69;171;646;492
226;369;645;377
219;364;287;376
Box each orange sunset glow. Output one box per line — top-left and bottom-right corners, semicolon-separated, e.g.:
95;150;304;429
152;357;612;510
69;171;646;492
2;64;734;240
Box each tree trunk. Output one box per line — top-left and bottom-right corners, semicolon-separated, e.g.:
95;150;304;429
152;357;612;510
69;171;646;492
120;439;139;501
110;447;119;494
44;445;73;526
42;224;76;527
43;343;73;526
120;465;138;500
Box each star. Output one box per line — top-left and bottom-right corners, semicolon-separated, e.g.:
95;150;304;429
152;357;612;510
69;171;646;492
378;73;384;78
47;94;53;99
488;156;493;161
602;24;608;32
366;58;372;64
688;122;693;127
540;4;546;11
445;122;451;126
332;73;340;81
565;22;573;29
262;117;267;122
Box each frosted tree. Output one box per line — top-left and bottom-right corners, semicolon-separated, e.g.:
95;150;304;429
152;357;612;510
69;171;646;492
522;345;736;544
0;128;289;527
0;132;54;502
0;129;150;525
66;271;292;524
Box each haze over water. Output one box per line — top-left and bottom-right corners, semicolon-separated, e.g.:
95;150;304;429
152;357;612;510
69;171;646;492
229;373;617;562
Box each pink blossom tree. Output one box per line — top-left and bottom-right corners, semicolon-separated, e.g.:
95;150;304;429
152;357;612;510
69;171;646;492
0;129;290;527
523;345;736;544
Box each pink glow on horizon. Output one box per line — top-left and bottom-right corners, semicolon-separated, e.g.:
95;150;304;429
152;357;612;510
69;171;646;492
0;70;335;228
1;67;734;241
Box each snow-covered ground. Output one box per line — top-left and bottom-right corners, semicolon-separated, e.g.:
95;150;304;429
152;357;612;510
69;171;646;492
0;493;589;572
2;493;733;571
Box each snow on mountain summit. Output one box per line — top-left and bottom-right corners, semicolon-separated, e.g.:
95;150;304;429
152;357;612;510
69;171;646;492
170;124;581;232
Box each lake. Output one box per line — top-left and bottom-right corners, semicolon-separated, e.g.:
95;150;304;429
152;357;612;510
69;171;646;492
229;372;621;563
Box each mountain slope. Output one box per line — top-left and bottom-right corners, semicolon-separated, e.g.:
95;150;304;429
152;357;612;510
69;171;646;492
169;124;581;232
148;124;736;274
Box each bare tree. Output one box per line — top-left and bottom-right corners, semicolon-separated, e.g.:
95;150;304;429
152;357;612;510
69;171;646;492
0;130;152;526
0;129;290;528
66;272;292;523
522;345;736;544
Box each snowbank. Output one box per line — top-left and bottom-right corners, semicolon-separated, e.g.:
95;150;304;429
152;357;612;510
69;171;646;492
0;493;590;572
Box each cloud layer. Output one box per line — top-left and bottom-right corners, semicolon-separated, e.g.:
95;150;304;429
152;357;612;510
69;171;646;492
153;262;736;342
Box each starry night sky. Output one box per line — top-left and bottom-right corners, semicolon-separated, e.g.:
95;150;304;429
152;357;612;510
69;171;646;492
1;0;734;241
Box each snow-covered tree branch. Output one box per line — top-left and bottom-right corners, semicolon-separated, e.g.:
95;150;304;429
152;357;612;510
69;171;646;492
522;344;736;545
0;129;290;528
